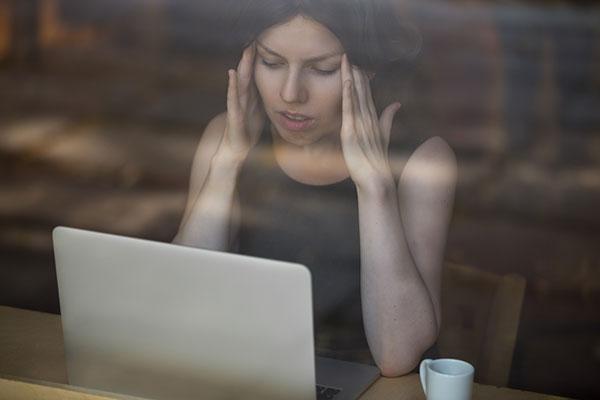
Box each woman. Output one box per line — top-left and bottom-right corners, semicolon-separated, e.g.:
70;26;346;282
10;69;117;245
173;0;457;377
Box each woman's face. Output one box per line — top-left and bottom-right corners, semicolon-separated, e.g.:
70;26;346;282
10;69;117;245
254;15;345;147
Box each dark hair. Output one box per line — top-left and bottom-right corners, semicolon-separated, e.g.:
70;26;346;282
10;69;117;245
222;0;420;109
228;0;420;73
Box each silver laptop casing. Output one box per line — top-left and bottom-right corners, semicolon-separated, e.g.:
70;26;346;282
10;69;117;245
54;226;316;400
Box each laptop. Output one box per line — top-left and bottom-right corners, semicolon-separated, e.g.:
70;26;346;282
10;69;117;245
53;226;379;400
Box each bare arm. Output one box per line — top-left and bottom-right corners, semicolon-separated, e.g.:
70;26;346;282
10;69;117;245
174;44;264;250
340;56;457;376
359;137;456;377
173;113;243;250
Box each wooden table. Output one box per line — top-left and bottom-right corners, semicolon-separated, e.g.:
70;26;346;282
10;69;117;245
0;306;569;400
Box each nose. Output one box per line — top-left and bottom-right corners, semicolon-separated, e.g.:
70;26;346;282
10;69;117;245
280;69;308;104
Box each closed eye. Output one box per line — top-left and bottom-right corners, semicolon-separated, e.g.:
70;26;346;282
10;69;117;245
311;66;339;76
260;57;338;76
261;59;283;68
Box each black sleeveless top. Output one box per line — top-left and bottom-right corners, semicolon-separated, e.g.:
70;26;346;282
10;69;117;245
236;132;373;363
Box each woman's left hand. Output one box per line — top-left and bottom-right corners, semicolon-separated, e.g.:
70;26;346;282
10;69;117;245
340;54;402;193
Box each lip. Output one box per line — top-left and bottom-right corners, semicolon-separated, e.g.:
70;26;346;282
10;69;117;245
277;111;316;132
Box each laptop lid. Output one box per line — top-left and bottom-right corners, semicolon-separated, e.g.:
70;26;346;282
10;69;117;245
53;226;316;400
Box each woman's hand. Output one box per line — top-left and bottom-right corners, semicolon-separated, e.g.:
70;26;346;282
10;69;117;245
220;43;266;162
340;54;402;193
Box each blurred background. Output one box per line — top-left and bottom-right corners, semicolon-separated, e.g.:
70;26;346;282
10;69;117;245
0;0;599;398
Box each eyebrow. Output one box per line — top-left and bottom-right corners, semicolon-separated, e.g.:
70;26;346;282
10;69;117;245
256;41;342;63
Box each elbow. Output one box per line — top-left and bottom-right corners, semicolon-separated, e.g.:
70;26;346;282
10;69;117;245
377;349;423;377
375;327;438;378
378;360;417;378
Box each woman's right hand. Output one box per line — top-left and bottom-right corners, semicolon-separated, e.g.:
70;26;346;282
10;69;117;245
220;43;265;162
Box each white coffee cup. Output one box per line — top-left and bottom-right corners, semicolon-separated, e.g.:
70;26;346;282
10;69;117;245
419;358;474;400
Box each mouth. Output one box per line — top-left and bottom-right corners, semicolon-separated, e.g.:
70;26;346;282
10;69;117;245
277;111;316;132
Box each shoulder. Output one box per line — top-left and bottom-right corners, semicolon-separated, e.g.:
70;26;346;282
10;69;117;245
410;136;456;165
397;136;457;189
191;112;227;162
200;112;227;146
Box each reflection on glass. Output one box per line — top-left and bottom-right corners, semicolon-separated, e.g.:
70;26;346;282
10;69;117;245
0;0;599;398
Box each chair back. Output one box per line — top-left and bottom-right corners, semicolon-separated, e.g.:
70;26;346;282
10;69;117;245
438;262;526;386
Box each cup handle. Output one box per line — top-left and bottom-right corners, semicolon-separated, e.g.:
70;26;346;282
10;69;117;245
419;359;432;396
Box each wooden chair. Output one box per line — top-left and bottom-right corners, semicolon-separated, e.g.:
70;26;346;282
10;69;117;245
437;262;526;387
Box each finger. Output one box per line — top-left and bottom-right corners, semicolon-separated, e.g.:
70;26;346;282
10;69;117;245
227;69;242;128
237;44;256;107
341;53;352;86
246;45;261;105
341;55;364;150
379;102;402;148
341;79;363;159
237;43;255;108
363;70;378;121
342;79;354;133
355;68;380;147
342;56;360;127
237;44;254;82
352;67;370;121
352;66;377;152
348;67;360;119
